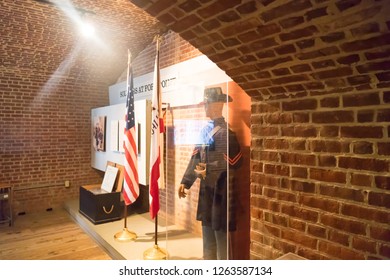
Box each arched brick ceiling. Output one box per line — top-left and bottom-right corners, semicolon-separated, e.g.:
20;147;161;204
128;0;390;100
8;0;164;82
7;0;389;96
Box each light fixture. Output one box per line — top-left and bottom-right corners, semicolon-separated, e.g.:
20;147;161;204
79;16;95;38
33;0;95;16
34;0;96;38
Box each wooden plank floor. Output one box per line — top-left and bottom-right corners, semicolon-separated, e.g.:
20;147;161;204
0;208;112;260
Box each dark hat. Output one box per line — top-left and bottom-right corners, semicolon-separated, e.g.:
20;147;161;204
202;87;233;104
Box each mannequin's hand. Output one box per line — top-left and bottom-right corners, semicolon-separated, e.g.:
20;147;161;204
178;184;187;199
194;163;206;179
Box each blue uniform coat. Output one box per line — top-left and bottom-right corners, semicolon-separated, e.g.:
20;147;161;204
181;117;242;231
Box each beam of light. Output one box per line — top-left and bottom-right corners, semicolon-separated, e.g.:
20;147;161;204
34;0;113;103
34;42;83;103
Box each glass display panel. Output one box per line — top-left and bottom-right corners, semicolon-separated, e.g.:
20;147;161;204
159;80;249;260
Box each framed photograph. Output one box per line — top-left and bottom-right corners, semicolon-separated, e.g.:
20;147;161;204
92;116;106;152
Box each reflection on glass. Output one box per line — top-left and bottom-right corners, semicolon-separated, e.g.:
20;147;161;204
178;87;242;260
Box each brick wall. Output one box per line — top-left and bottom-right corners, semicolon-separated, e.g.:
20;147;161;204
251;90;389;260
0;0;141;214
243;2;390;260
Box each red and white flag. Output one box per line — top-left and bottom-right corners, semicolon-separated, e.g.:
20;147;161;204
149;42;164;219
123;52;139;205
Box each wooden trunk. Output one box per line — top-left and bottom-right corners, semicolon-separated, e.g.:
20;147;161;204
79;162;124;224
79;184;122;224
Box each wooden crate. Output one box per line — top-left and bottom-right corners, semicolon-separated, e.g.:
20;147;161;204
79;162;124;224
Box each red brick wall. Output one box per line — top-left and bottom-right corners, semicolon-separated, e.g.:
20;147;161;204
132;31;202;77
251;90;389;260
0;0;128;214
245;3;390;260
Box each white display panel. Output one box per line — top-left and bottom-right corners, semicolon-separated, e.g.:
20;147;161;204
91;99;151;185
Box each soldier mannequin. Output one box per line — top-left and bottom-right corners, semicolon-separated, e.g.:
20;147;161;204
178;87;242;260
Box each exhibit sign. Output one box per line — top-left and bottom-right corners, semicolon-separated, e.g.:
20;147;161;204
109;55;231;107
109;72;177;105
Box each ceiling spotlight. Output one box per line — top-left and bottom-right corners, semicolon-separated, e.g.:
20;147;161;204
80;21;95;38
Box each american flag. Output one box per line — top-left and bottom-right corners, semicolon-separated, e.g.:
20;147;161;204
149;39;164;219
123;53;139;205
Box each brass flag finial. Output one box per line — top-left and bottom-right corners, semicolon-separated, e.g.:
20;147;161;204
153;35;163;51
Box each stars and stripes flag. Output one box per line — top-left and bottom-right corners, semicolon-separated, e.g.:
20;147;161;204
123;51;139;205
149;38;165;219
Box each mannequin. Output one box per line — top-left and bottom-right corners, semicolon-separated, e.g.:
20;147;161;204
178;87;242;260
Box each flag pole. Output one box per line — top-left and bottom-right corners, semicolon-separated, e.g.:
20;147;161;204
143;35;167;260
114;194;137;241
114;50;137;242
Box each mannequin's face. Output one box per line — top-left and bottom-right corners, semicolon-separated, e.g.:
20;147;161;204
204;101;224;119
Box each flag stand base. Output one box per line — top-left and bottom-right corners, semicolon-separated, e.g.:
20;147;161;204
143;244;167;260
114;228;137;242
114;205;136;242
